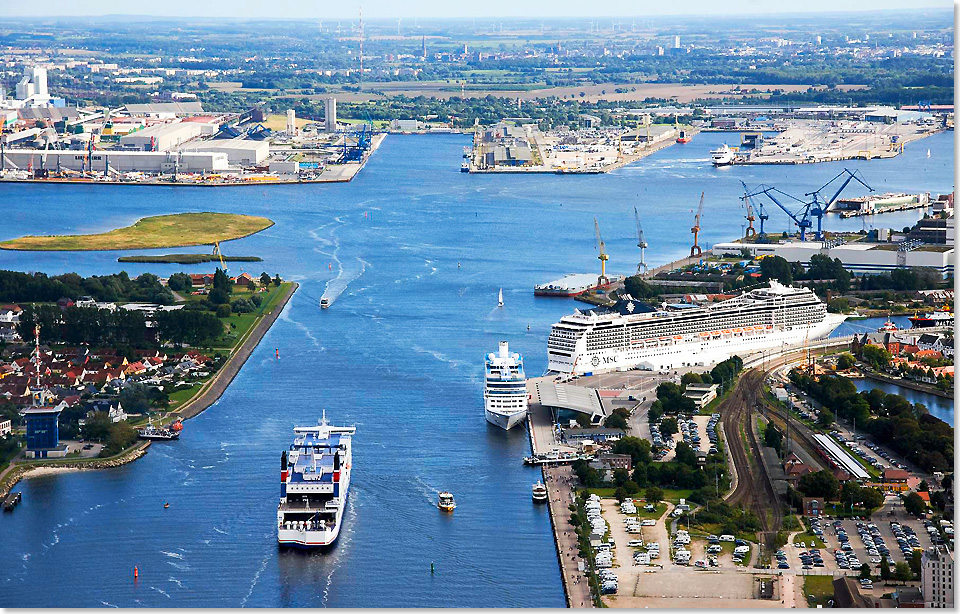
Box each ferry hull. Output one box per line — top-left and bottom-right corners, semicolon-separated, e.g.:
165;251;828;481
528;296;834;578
278;494;347;548
484;407;527;431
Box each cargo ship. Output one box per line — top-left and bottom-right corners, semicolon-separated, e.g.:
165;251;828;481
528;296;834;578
277;413;355;548
908;310;953;328
534;273;624;297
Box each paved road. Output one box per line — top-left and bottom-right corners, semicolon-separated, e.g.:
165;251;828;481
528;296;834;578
175;282;297;420
544;465;594;608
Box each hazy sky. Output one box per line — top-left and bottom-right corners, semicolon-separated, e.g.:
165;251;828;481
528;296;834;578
2;0;954;19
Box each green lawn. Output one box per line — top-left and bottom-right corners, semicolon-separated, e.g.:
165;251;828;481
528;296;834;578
167;384;205;409
0;212;274;251
804;575;835;607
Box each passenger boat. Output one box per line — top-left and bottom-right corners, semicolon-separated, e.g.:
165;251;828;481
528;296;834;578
437;491;457;512
137;420;180;441
532;482;548;503
277;413;355;548
710;144;735;166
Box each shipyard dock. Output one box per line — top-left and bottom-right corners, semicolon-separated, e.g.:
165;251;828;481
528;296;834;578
728;120;942;165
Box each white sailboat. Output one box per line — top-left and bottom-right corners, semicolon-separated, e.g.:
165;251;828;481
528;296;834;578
498;288;504;308
927;149;931;158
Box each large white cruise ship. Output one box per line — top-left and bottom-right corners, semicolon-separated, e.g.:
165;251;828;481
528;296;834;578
278;414;355;548
547;281;845;374
484;341;529;430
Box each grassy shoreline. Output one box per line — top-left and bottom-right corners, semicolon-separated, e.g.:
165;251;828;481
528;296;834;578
0;212;274;251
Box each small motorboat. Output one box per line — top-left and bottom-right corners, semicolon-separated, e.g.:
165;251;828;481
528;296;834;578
164;502;170;509
320;298;330;309
532;482;548;503
437;491;457;512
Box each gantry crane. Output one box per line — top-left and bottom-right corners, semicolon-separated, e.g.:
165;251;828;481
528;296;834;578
690;192;704;258
595;217;610;285
744;169;872;241
634;206;648;274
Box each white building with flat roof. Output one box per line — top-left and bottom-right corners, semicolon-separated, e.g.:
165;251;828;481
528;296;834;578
922;546;954;608
120;122;204;151
713;240;954;277
181;139;269;166
1;149;228;174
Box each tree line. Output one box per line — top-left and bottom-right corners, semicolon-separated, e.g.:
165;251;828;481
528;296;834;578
789;371;953;472
0;270;174;305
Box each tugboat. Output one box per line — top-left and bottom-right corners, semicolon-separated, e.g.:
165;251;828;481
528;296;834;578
137;420;180;441
532;481;548;503
437;491;457;512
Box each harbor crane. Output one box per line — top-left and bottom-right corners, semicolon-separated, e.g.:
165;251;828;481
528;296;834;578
740;180;769;237
744;169;872;241
690;192;704;258
212;241;228;272
634;206;648;274
594;217;610;286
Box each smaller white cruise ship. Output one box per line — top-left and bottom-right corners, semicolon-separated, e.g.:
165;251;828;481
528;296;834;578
711;144;736;166
484;341;528;430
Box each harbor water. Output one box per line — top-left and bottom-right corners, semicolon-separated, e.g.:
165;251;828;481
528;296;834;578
0;131;953;606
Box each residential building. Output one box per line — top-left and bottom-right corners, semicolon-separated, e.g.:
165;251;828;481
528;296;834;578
922;546;954;608
683;383;719;409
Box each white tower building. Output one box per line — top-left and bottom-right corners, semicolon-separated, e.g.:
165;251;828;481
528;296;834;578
325;97;337;133
673;35;681;49
286;109;297;136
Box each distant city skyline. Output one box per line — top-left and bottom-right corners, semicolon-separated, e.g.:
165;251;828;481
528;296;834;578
2;0;953;19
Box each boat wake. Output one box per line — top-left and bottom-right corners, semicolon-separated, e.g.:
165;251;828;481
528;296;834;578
160;550;184;560
278;308;321;348
322;256;369;306
239;552;269;608
320;495;357;606
149;586;172;599
413;476;440;505
410;345;466;371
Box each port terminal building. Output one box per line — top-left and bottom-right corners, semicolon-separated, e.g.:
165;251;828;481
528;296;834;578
0;149;229;174
712;239;954;277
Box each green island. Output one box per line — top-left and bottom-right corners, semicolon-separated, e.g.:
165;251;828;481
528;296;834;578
0;212;274;251
118;254;263;264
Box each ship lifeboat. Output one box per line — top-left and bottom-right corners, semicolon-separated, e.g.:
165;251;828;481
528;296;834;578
673;335;683;340
732;328;743;334
722;329;731;335
699;332;710;337
765;325;773;330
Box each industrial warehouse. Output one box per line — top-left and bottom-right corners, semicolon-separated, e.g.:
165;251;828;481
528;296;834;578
0;74;383;185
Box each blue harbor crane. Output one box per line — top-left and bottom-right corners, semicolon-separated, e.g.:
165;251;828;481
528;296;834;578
744;169;873;241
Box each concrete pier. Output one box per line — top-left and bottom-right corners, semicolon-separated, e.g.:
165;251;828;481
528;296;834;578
527;376;593;607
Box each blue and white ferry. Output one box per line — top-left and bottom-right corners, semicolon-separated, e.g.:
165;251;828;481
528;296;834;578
278;413;355;548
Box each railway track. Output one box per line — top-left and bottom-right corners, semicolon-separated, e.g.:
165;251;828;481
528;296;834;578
720;369;783;553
